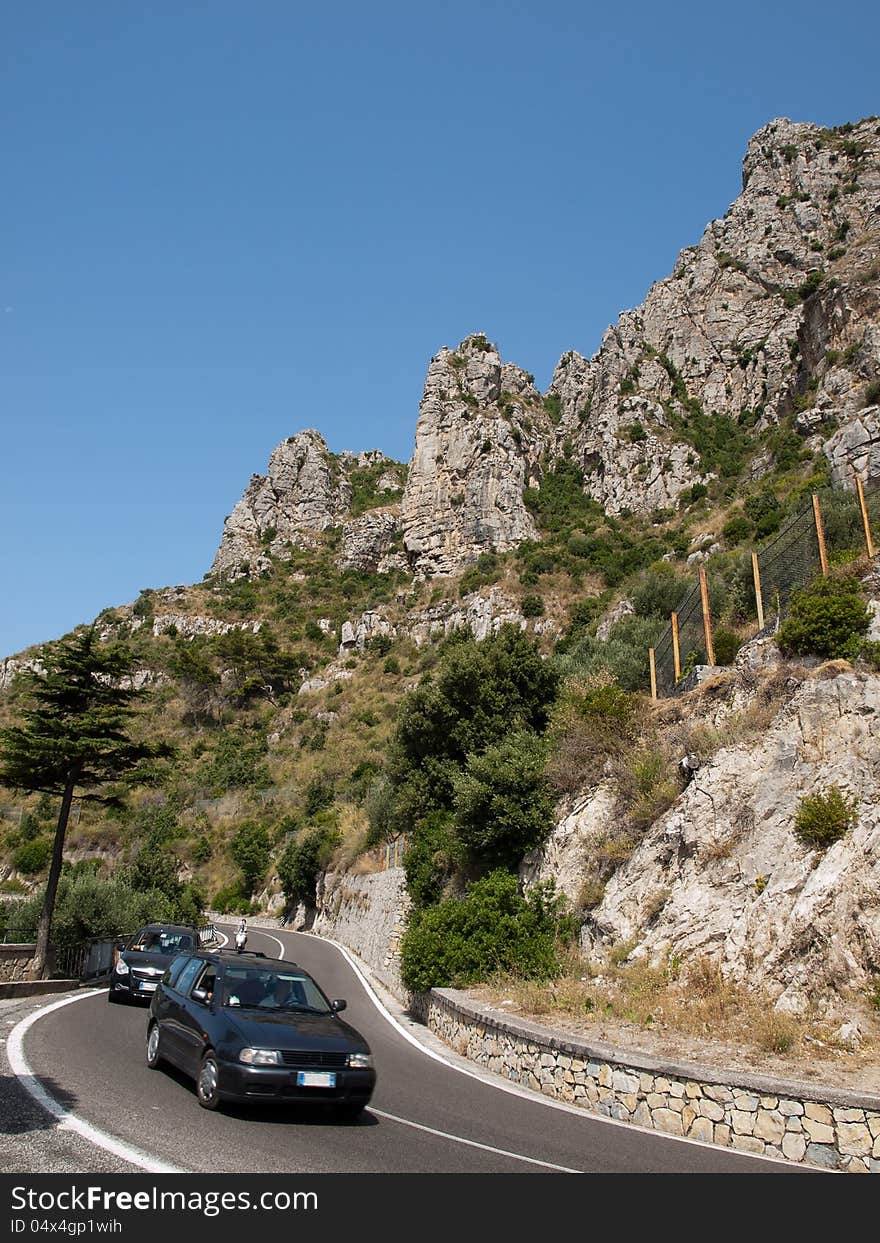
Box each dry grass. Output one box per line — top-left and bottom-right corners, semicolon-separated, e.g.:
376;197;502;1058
477;949;880;1075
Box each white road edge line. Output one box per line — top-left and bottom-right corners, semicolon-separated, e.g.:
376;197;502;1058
369;1108;581;1172
247;924;803;1172
7;991;183;1174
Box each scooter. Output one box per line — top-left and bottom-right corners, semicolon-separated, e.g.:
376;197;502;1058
234;919;247;953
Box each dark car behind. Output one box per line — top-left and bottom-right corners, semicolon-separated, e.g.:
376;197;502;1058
108;923;198;1004
146;950;376;1116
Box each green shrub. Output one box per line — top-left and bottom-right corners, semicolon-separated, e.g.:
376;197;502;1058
794;785;856;849
777;575;871;659
520;594;545;617
722;515;754;545
212;884;254;915
453;732;553;870
555;614;661;692
632;563;687;620
12;837;54;875
402;811;460;908
278;825;339;906
399;871;570;992
4;871;204;944
230;820;272;895
712;627;740;665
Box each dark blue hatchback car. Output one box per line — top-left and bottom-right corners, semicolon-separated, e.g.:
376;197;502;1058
146;949;376;1117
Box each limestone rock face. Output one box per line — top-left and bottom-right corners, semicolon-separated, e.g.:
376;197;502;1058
340;510;406;572
549;117;880;513
400;335;552;576
569;669;880;1013
403;586;526;646
211;430;352;578
150;614;262;640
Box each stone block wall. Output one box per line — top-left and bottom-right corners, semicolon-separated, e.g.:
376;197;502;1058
419;989;880;1173
0;944;38;982
313;868;410;998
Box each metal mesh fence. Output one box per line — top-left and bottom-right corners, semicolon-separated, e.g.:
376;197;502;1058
651;477;880;698
756;505;821;622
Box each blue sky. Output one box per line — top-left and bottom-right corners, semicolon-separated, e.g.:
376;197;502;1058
2;1;878;656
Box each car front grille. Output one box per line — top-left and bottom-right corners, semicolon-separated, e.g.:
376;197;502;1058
131;968;163;982
279;1050;348;1068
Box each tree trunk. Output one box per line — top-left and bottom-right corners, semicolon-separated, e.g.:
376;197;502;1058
32;770;78;978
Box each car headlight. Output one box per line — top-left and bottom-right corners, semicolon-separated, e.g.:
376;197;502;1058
239;1048;282;1066
346;1052;373;1069
115;959;130;976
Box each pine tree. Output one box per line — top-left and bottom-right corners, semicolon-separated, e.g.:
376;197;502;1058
0;627;170;976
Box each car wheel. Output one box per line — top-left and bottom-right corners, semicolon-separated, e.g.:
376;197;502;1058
107;990;124;1004
336;1102;366;1122
196;1052;222;1110
146;1023;163;1069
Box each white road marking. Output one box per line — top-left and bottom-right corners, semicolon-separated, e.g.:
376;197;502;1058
272;927;804;1171
7;991;183;1174
369;1108;581;1172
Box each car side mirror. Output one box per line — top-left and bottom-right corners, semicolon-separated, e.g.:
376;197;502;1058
331;999;347;1013
115;941;126;952
191;988;209;1004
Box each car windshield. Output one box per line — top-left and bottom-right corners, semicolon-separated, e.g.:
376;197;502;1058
129;928;194;954
221;968;331;1013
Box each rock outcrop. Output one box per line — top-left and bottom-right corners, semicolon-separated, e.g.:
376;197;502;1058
400;334;553;576
548;117;880;513
211;430;353;578
543;667;880;1014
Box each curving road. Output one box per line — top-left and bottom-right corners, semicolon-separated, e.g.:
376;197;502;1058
19;925;800;1174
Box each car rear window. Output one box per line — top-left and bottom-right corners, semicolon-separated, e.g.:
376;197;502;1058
129;928;194;953
221;968;331;1013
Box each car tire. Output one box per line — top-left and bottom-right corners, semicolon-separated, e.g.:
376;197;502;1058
196;1052;222;1110
107;990;124;1004
336;1102;366;1122
146;1023;163;1069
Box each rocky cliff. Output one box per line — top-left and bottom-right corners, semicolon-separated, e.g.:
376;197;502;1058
209;118;879;580
399;334;552;576
211;432;406;579
549;117;880;513
523;652;880;1016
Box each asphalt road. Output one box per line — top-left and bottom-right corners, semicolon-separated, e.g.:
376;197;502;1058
20;925;800;1174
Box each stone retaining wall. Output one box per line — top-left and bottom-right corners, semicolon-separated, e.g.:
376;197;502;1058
312;868;410;998
0;944;38;982
419;989;880;1173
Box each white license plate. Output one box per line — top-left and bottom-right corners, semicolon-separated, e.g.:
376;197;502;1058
138;981;158;991
296;1071;336;1088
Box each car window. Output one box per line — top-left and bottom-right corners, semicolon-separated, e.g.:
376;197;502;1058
190;964;216;1003
221;968;331;1012
174;957;203;996
165;956;191;989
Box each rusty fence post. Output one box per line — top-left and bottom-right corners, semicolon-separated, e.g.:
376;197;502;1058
812;493;829;576
698;564;716;666
751;551;765;631
855;474;876;559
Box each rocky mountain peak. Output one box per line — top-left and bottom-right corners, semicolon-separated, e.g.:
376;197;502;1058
211;429;352;579
399;335;551;577
549;115;880;514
